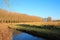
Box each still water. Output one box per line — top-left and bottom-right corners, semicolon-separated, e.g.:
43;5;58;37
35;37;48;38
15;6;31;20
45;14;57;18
13;32;45;40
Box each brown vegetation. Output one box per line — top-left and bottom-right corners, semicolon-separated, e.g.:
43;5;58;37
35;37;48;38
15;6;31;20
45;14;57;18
0;9;43;23
0;23;12;40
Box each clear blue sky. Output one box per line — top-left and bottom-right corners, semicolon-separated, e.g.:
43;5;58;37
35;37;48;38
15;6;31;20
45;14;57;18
0;0;60;19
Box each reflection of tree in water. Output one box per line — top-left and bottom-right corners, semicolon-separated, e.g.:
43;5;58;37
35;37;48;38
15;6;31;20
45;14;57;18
3;0;10;8
2;0;11;11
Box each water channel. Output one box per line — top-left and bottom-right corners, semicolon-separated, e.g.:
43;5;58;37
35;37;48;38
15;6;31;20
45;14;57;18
13;32;46;40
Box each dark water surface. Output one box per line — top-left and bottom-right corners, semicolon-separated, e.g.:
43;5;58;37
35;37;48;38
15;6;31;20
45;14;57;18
13;32;46;40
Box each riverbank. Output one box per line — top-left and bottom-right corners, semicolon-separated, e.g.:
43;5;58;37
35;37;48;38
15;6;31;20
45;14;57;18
13;24;60;40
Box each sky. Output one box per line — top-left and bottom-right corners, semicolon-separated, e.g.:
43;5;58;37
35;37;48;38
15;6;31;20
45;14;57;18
0;0;60;19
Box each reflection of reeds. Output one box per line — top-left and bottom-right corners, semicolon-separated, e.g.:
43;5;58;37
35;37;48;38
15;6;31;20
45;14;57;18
13;24;60;40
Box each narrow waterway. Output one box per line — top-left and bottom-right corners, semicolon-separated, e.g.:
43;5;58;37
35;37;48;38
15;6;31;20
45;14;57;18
13;32;46;40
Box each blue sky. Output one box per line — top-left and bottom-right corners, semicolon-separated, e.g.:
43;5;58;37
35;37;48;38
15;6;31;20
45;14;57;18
0;0;60;19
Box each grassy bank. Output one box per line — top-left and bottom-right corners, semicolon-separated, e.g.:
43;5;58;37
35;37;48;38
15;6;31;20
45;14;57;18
10;24;60;40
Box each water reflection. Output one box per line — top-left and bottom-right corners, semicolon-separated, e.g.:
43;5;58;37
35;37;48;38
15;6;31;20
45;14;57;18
13;33;45;40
